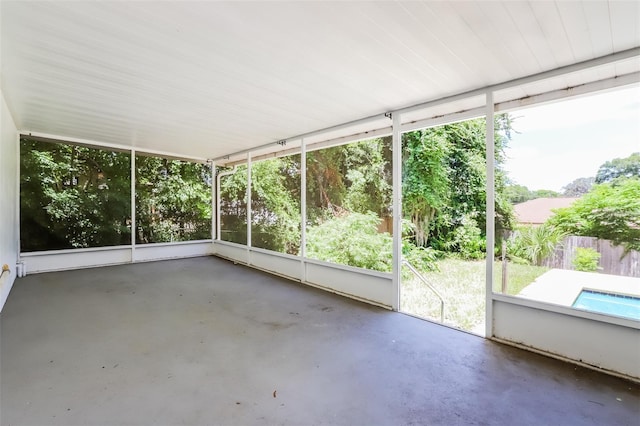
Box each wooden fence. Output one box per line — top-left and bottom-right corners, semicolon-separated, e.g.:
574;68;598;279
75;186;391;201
541;236;639;278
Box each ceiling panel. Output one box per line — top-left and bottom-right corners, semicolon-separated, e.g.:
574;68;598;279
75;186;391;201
610;0;640;52
1;1;639;159
529;1;576;65
556;1;593;60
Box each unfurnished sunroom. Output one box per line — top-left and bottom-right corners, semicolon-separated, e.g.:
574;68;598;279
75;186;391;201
1;1;639;425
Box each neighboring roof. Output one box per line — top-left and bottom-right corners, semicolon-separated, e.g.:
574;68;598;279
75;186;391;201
1;2;639;160
514;198;580;225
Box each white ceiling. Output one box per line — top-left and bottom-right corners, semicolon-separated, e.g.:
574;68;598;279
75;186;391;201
1;1;639;159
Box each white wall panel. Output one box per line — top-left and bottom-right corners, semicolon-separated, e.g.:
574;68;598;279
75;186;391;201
213;242;249;264
213;242;392;308
21;241;214;274
22;247;132;274
249;250;301;281
492;299;640;380
305;261;392;308
134;241;213;263
0;91;19;311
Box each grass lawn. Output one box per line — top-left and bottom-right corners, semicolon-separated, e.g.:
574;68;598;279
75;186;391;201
400;258;549;334
495;261;550;296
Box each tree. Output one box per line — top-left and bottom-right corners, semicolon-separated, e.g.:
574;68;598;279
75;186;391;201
504;185;559;204
250;156;301;254
595;152;640;183
306;137;392;224
402;129;450;247
219;165;249;244
20;138;132;251
342;138;392;220
532;189;560;199
504;184;533;204
219;116;516;262
562;177;594;197
136;156;212;244
20;138;214;251
548;178;640;252
219;158;301;253
402;115;515;253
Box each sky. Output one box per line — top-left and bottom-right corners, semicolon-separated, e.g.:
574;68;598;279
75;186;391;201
502;85;640;192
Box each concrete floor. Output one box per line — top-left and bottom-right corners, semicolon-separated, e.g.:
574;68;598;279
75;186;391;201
1;256;638;426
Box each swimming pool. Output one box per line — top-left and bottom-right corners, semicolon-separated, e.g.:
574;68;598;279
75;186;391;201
573;290;640;320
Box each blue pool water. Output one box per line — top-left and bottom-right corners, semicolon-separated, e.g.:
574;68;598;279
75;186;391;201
573;290;640;320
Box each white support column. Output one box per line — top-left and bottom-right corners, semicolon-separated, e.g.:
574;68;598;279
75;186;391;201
216;166;222;242
210;160;216;241
130;150;136;263
391;112;402;311
246;152;252;252
300;138;307;282
16;132;22;265
485;92;495;338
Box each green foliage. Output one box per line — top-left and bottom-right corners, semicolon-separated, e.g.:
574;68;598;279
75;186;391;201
504;184;532;204
20;138;132;251
218;116;517;267
219;165;248;244
507;224;566;265
342;139;392;217
251;156;301;254
306;137;392;223
572;247;601;272
136;156;212;243
548;178;640;252
221;138;394;265
402;115;515;256
595;152;640;183
305;214;438;273
20;138;214;251
447;214;485;260
493;261;550;295
504;184;560;204
219;158;301;252
402;129;450;247
533;189;560;199
306;213;393;272
401;220;439;272
562;177;594;197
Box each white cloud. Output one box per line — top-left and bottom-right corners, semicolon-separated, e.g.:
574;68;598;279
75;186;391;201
503;85;640;192
510;86;640;134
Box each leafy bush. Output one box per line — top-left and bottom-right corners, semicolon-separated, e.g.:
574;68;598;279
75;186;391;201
306;212;393;272
548;178;640;252
401;220;440;271
507;224;566;266
306;213;439;274
573;247;601;272
448;214;486;260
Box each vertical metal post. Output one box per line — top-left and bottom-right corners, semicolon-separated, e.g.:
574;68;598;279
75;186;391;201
16;132;22;259
216;164;222;242
246;152;252;251
392;112;402;311
485;91;495;338
300;138;307;282
210;160;216;241
501;238;508;294
130;149;136;263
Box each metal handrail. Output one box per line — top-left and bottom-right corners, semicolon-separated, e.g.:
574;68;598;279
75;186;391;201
402;259;445;323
